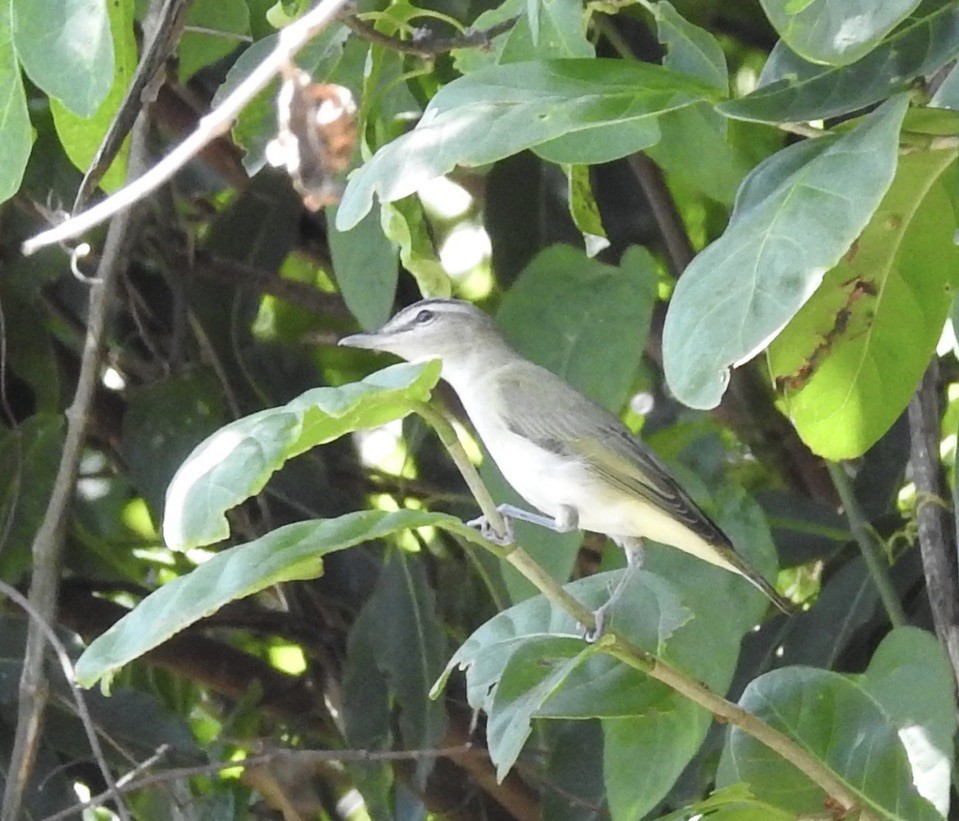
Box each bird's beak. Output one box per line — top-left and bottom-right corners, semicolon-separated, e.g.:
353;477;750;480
338;332;381;350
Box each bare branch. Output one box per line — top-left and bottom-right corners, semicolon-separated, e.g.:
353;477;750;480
0;581;128;821
22;0;356;256
908;359;959;687
341;14;518;58
1;108;149;821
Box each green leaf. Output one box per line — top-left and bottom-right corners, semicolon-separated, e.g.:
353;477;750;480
454;0;592;73
760;0;920;66
379;196;451;298
0;9;31;203
11;0;114;117
491;244;657;601
663;95;908;410
75;509;453;688
498;244;656;411
336;59;717;230
566;164;609;256
328;201;399;331
645;103;750;206
122;370;228;525
860;628;955;817
50;0;136;191
162;361;442;550
931;61;959;111
433;568;747;787
604;707;707;820
655;783;794;821
0;414;65;584
767;150;959;459
178;0;251;81
487;637;598;779
719;5;959;123
358;551;447;784
656;1;728;91
719;628;953;819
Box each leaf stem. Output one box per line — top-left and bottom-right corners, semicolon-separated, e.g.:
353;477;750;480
417;401;863;815
827;461;908;627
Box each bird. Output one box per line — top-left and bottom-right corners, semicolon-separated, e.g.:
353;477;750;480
339;298;791;632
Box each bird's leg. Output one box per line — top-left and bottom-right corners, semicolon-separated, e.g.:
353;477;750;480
497;503;579;533
467;504;578;545
586;537;645;642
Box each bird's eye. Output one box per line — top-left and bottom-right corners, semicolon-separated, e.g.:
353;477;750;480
415;309;434;324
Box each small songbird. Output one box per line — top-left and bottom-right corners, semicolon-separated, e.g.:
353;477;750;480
340;299;790;629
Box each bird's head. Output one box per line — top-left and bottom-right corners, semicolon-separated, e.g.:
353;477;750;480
339;299;503;366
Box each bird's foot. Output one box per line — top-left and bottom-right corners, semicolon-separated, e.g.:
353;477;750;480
466;512;515;546
580;605;609;643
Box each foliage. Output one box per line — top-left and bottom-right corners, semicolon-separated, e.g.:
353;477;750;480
2;0;959;819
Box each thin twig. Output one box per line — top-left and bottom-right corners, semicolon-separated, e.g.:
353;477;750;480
416;403;865;816
909;359;959;687
1;115;151;821
0;580;129;820
341;14;518;58
827;461;908;628
22;0;356;256
43;744;475;821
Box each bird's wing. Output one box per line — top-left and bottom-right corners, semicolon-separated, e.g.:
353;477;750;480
494;364;729;548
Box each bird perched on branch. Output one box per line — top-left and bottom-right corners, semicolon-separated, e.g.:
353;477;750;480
341;299;791;633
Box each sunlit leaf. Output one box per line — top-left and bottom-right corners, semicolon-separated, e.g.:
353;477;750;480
663;95;908;410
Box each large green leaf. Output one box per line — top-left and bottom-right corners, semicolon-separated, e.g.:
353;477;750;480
75;509;460;688
760;0;920;66
328;201;399;331
162;361;441;550
432;566;752;787
0;8;31;203
0;414;65;584
346;551;447;785
663;95;908;410
718;628;954;819
50;0;135;192
453;0;593;74
767;150;959;459
11;0;113;117
656;0;727;91
177;0;250;81
719;4;959;123
336;59;717;230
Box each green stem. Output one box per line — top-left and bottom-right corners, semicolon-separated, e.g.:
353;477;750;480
827;462;908;628
417;401;863;816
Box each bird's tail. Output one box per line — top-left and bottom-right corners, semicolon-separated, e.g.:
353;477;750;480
715;543;794;615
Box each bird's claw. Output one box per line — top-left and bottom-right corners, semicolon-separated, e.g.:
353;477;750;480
580;606;607;643
466;513;515;545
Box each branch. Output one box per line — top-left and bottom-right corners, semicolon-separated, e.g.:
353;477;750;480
1;116;150;821
341;14;518;58
0;581;128;821
827;461;908;628
21;0;356;256
908;359;959;686
416;403;864;816
72;0;194;212
43;743;479;821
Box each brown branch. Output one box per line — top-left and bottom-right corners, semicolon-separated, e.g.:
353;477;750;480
73;0;195;212
0;581;128;820
341;14;518;58
908;358;959;686
1;115;151;821
192;251;351;319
